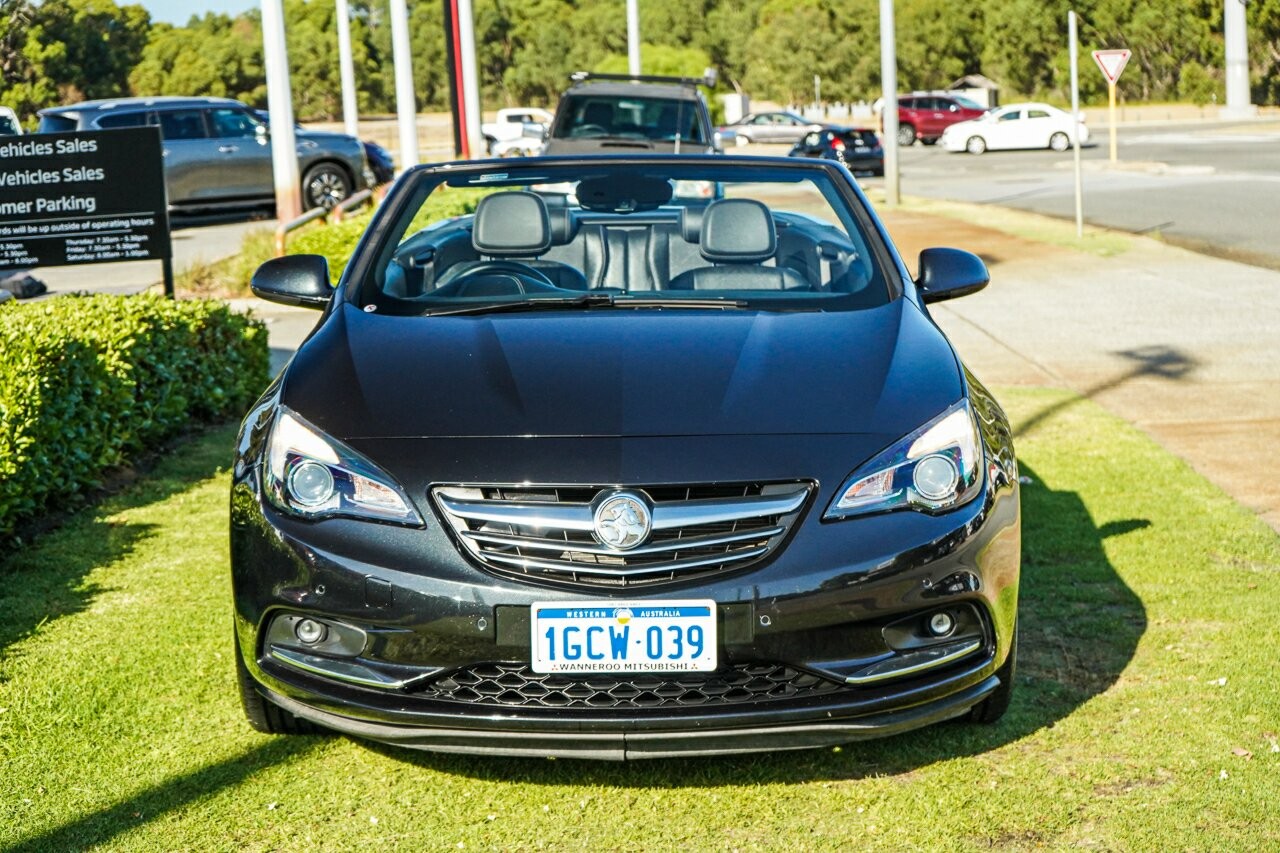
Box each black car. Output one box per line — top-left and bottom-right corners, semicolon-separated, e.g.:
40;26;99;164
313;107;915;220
233;155;1020;760
789;126;885;176
543;72;718;155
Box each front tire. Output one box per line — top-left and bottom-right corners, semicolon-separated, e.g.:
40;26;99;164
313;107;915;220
1049;131;1070;152
235;634;323;735
897;123;915;147
965;135;987;155
302;162;352;211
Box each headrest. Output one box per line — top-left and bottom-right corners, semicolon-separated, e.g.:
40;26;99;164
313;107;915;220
546;204;579;245
679;205;704;243
699;199;775;264
472;192;551;256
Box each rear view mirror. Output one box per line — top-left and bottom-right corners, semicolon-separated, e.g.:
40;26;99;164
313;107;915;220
915;248;989;304
250;254;332;309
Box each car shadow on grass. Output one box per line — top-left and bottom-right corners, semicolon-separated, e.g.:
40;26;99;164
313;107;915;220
5;738;324;853
362;459;1147;785
0;424;238;657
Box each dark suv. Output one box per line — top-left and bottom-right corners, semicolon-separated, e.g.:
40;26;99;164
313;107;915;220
544;72;718;155
37;96;372;212
892;94;988;147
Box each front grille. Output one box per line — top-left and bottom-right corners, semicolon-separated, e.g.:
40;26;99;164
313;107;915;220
419;662;844;709
432;482;811;589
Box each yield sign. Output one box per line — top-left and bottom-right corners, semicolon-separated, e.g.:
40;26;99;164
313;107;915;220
1092;49;1131;84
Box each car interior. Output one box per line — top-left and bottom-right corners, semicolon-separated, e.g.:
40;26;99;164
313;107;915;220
376;182;884;309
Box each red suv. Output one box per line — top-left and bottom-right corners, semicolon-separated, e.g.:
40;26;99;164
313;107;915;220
891;94;988;147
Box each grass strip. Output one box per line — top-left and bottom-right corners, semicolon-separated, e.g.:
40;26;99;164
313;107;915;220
1;389;1277;850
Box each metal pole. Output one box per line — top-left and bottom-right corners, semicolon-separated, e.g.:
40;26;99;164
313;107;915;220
1108;81;1118;164
1223;0;1255;118
261;0;302;222
457;0;484;158
626;0;640;76
1069;10;1083;238
389;0;418;171
335;0;359;139
879;0;900;207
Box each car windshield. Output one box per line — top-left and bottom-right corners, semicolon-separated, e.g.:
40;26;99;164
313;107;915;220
952;96;984;110
354;160;892;316
554;94;706;143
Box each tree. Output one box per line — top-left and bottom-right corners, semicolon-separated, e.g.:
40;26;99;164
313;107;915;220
743;0;842;104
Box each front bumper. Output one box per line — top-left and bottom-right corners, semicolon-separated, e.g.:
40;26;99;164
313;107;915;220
261;674;1001;760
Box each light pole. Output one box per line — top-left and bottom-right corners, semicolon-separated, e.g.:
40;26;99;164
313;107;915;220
335;0;359;139
388;0;418;170
261;0;301;222
1223;0;1256;118
627;0;640;76
879;0;900;207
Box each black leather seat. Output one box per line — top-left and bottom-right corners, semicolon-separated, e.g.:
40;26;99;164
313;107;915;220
438;192;588;292
668;199;809;291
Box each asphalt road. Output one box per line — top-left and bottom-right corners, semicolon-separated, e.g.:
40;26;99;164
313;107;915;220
890;119;1280;268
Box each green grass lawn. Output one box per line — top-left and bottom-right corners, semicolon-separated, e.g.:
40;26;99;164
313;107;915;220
2;389;1278;851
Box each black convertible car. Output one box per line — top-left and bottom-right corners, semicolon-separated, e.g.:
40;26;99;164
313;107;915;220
232;155;1021;760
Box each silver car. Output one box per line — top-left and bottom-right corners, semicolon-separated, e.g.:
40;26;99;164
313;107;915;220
37;96;372;212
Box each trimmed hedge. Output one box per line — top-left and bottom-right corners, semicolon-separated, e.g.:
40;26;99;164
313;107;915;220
0;295;268;540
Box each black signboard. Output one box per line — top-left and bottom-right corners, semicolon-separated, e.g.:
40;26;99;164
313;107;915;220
0;127;171;274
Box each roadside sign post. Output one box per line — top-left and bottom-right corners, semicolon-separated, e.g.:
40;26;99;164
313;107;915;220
1069;11;1083;238
1092;48;1131;164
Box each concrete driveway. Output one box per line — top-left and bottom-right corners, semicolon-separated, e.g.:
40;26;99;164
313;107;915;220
884;208;1280;531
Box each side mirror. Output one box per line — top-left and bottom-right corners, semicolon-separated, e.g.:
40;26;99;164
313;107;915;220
916;247;989;304
250;254;332;309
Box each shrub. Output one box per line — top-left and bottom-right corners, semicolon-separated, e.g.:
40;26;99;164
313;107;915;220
0;294;269;540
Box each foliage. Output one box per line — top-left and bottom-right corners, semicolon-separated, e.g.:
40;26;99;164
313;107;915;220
0;295;268;541
175;226;278;299
2;0;1278;122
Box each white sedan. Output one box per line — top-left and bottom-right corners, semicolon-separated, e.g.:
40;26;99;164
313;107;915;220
940;102;1089;154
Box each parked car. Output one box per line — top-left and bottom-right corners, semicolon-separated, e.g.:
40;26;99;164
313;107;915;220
37;96;373;211
890;93;988;147
940;103;1090;154
233;154;1022;759
717;111;820;146
362;140;395;185
544;71;717;155
482;107;553;155
788;126;884;175
0;107;22;136
250;109;395;186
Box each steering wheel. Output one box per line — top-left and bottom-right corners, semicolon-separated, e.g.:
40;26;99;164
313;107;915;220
436;260;560;297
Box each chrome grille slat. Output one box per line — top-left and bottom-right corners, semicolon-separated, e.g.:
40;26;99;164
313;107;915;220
461;525;785;556
433;482;810;590
484;545;771;577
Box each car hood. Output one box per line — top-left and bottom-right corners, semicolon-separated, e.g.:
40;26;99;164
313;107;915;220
282;300;962;441
295;129;361;149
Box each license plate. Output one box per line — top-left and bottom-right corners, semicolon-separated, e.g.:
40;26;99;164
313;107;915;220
531;600;717;674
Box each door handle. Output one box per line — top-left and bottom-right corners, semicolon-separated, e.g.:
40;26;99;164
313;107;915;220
218;144;239;153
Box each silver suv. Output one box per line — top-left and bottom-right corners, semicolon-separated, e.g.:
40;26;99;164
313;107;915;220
37;96;372;212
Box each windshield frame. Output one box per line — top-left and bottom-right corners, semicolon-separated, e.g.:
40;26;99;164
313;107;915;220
341;156;905;315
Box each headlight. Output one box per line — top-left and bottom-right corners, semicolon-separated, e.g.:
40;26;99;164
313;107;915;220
824;400;983;519
264;407;423;525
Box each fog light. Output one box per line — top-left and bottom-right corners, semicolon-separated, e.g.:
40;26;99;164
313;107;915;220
927;611;955;637
289;461;335;506
294;618;328;645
